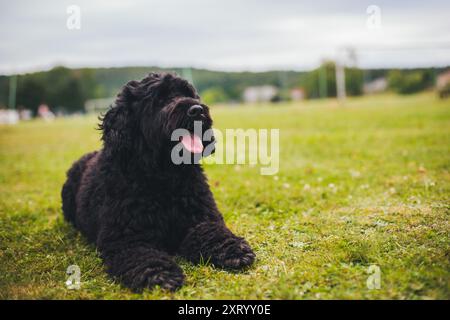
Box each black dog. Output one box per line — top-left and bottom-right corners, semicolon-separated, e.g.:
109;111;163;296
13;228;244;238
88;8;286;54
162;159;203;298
61;73;255;291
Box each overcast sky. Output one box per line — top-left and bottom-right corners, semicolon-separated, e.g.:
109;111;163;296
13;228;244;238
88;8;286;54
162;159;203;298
1;0;450;74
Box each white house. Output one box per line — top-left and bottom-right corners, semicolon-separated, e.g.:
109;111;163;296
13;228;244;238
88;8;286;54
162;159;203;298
243;86;278;103
363;78;387;94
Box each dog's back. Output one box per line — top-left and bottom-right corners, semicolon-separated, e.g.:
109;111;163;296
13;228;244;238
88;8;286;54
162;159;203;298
61;151;99;227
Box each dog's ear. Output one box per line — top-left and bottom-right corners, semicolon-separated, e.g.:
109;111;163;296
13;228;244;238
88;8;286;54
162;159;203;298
100;106;131;152
99;81;137;153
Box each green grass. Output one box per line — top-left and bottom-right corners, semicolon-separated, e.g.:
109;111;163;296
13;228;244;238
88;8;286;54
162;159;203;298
0;93;449;299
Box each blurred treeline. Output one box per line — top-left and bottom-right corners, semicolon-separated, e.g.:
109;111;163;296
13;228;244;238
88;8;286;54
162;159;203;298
0;64;446;114
387;69;436;94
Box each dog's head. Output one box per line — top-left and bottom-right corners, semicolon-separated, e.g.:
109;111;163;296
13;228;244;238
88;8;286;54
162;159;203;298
100;72;214;164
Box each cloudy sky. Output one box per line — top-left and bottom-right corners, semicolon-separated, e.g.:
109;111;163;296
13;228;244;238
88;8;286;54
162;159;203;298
1;0;449;74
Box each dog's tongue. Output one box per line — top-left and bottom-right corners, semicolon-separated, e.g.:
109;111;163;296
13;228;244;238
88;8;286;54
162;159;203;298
181;133;203;154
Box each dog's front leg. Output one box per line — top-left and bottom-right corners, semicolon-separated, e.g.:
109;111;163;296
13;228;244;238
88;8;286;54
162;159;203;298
178;221;255;269
98;237;185;292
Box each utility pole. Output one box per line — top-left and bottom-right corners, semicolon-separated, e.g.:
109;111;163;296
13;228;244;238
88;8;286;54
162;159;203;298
335;61;346;102
335;48;347;103
319;64;328;98
8;74;17;110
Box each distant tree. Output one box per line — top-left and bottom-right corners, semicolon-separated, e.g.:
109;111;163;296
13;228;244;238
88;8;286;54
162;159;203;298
45;66;88;113
6;65;444;114
301;61;363;99
345;67;364;96
388;69;434;94
301;61;336;99
0;76;10;107
78;69;99;100
55;77;85;112
201;87;228;105
16;76;47;114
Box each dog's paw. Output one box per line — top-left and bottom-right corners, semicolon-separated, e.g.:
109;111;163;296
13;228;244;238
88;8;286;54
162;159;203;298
144;268;185;291
129;262;185;292
216;238;256;270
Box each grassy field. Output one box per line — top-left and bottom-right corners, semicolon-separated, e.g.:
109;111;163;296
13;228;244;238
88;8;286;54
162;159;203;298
0;93;449;299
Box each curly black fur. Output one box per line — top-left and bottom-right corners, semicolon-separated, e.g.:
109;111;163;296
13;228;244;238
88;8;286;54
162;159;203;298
61;72;255;291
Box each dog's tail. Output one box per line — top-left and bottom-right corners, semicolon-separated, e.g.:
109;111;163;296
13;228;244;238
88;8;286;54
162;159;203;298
61;151;98;225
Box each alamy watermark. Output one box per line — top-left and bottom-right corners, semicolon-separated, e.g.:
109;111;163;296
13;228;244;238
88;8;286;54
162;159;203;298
366;265;381;289
66;264;81;290
66;5;81;30
171;121;280;175
366;5;382;30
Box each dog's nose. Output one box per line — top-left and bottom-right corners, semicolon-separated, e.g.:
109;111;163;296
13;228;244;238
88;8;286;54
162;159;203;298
187;105;203;117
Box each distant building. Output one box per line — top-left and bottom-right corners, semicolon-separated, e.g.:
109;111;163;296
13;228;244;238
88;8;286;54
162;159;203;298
436;70;450;89
436;70;450;99
0;109;19;125
37;104;55;121
363;78;387;94
85;97;115;113
19;109;32;120
243;86;278;103
290;88;305;101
